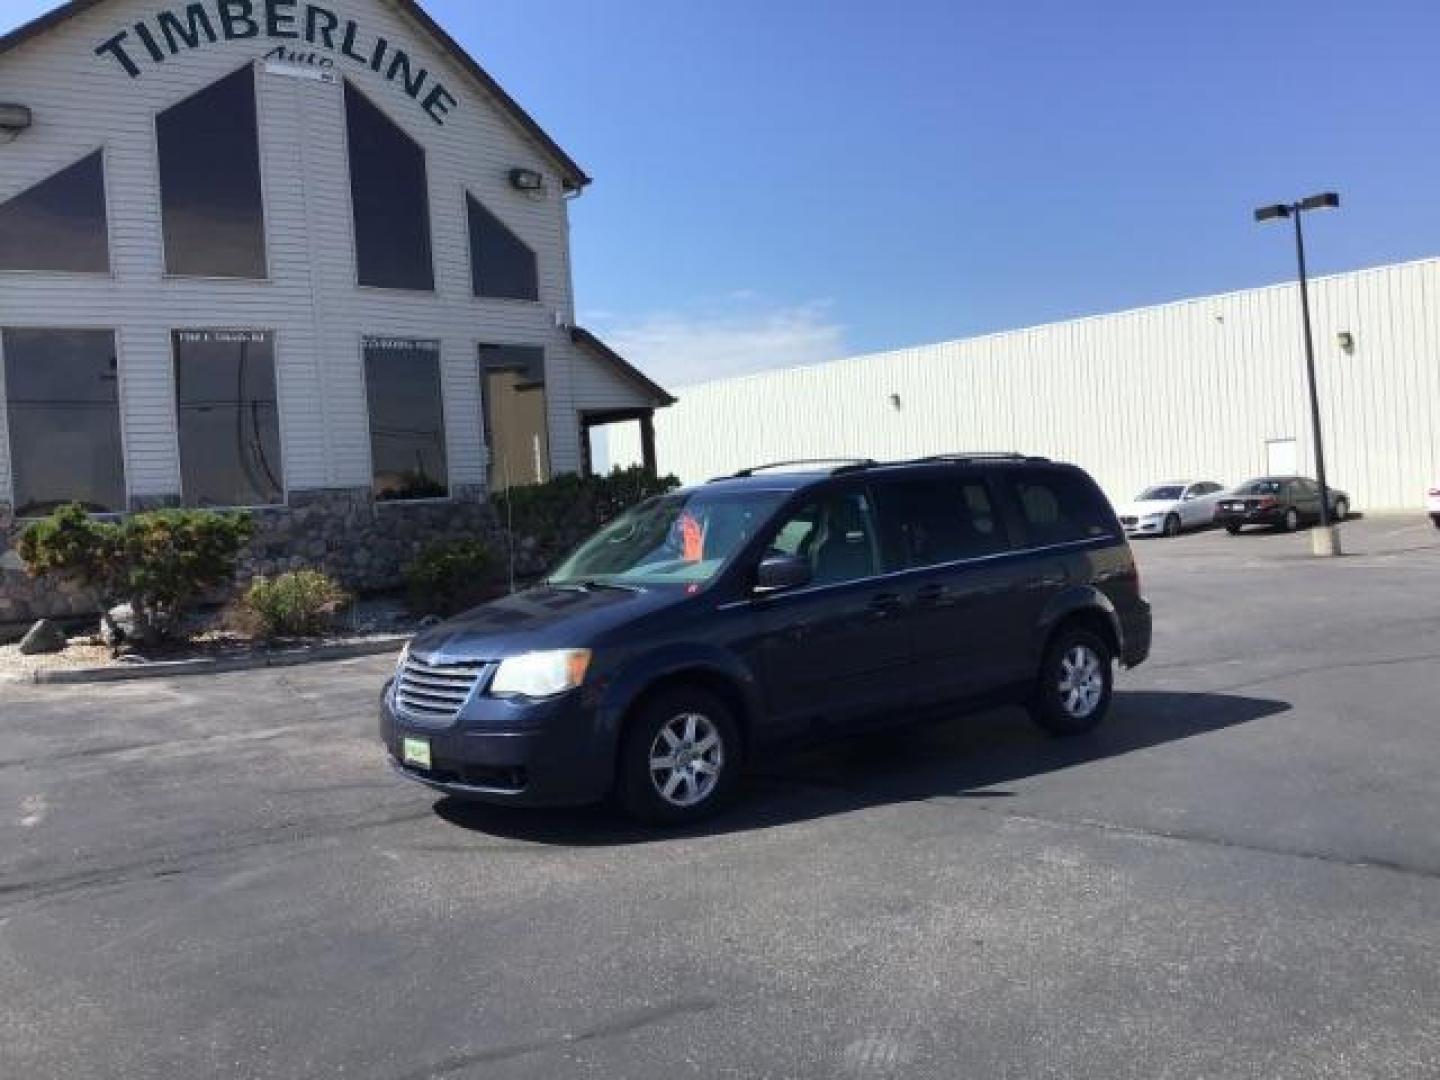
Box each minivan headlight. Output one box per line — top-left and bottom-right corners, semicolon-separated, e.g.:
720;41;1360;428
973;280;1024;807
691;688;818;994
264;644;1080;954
489;650;592;699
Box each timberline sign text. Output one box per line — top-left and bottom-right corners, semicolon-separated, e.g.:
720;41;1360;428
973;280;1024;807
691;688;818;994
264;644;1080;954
94;1;458;125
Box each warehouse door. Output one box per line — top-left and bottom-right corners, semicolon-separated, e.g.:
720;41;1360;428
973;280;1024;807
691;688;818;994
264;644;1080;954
1266;438;1298;476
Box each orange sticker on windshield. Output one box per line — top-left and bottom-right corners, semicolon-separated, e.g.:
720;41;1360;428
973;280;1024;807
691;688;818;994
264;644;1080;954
679;513;703;562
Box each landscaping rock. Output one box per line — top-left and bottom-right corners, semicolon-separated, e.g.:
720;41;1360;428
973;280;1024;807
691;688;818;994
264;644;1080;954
101;603;136;646
19;619;68;656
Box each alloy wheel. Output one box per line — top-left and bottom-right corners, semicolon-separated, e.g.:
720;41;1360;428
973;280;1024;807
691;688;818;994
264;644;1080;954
648;712;724;808
1057;645;1105;719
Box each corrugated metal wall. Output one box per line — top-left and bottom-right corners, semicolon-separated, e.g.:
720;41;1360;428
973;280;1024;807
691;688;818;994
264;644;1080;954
615;259;1440;510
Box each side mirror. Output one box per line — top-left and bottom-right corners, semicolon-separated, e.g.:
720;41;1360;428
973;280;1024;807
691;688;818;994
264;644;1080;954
754;554;811;594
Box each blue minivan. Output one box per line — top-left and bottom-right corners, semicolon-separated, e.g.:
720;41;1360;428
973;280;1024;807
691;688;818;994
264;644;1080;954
381;455;1151;823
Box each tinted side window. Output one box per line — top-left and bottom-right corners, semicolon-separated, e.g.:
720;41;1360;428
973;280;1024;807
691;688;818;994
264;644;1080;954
1006;468;1116;546
173;330;283;507
875;476;1009;569
157;66;267;278
766;489;880;585
0;151;110;273
345;82;434;291
3;328;125;515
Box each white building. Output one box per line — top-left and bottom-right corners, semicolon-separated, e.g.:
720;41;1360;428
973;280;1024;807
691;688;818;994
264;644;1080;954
614;258;1440;512
0;0;672;623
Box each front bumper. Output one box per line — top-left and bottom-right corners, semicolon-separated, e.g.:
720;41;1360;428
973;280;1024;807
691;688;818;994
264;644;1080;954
1122;518;1166;536
379;681;618;807
1215;508;1283;527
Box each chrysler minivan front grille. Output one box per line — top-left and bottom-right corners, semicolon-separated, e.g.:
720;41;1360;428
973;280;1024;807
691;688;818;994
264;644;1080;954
395;655;489;724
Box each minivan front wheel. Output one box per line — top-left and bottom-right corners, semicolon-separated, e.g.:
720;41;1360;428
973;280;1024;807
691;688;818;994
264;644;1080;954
1031;627;1114;736
617;687;740;824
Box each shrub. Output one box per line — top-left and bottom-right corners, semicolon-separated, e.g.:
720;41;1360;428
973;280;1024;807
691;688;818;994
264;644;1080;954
18;503;253;645
404;538;501;616
241;571;349;640
494;466;680;569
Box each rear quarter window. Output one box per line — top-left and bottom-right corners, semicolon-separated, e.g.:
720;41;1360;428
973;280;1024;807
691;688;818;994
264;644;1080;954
1006;469;1117;546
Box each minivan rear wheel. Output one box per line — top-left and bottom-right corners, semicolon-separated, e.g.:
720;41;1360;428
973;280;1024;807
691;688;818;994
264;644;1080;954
617;687;741;824
1031;626;1114;736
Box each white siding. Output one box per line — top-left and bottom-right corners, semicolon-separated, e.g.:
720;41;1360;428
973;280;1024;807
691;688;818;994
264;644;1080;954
615;259;1440;510
0;0;652;506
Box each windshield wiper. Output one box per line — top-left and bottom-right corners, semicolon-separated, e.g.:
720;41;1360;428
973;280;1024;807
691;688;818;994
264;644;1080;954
550;579;643;593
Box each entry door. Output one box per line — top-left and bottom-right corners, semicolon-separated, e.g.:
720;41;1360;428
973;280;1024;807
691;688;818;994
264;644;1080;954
1266;438;1298;477
750;486;913;740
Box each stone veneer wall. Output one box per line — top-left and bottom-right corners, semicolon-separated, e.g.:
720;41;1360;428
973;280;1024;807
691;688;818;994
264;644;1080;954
1;486;545;632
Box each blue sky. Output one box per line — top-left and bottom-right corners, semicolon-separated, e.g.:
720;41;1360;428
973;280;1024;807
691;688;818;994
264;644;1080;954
5;0;1439;384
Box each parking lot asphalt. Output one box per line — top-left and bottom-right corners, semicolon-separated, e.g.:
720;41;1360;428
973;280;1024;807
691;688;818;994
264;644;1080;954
2;515;1439;1079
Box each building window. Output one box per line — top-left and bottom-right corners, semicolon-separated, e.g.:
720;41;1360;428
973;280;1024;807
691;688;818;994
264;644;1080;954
479;345;549;493
173;330;283;507
467;194;538;301
157;66;267;278
0;152;110;273
2;329;125;516
364;338;447;501
345;82;434;291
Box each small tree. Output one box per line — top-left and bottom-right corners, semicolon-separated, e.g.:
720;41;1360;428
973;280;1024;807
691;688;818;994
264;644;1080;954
18;503;254;646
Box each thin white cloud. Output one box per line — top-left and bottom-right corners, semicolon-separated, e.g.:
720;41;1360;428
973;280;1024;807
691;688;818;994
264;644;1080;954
596;298;847;388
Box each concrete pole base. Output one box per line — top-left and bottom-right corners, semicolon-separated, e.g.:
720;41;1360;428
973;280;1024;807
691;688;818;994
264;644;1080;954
1310;525;1342;557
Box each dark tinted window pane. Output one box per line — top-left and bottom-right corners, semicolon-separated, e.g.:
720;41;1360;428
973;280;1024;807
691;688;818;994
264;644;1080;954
0;152;110;273
365;338;446;500
1007;468;1116;545
467;194;538;300
157;66;267;278
479;345;547;492
876;477;1009;568
346;83;433;291
767;490;879;585
3;329;124;515
174;330;284;506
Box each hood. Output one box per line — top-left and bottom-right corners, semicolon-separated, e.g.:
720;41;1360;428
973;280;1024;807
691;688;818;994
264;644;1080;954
1118;499;1179;518
407;585;684;662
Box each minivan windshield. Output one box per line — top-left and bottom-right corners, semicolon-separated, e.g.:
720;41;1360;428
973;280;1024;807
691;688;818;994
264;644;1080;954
1138;485;1185;501
548;488;789;587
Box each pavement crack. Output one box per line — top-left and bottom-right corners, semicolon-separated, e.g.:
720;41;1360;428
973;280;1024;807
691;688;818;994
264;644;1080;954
969;803;1440;883
391;997;719;1079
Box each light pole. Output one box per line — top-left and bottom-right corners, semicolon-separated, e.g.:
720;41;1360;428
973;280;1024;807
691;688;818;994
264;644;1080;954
1254;193;1340;543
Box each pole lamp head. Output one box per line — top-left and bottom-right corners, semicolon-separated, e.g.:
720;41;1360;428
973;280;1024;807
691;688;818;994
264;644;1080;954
1299;192;1340;212
1254;203;1292;223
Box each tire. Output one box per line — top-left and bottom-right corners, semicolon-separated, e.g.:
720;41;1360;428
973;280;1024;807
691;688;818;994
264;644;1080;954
616;687;741;825
1282;508;1300;532
1333;498;1349;522
1163;513;1181;538
1030;625;1114;736
1225;523;1241;535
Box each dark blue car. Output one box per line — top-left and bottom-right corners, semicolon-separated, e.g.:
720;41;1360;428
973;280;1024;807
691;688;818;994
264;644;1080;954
381;455;1152;823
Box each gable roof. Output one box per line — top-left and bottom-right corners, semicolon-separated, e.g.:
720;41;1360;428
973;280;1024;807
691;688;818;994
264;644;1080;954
0;0;591;190
571;327;677;408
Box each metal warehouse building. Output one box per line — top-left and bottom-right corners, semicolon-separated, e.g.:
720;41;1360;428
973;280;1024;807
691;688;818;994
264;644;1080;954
615;258;1440;512
0;0;672;624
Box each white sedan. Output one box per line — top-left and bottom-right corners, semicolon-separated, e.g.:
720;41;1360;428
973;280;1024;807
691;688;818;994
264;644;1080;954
1117;480;1226;538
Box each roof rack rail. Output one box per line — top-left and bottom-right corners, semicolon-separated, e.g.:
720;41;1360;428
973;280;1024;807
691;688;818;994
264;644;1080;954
911;452;1051;465
724;458;879;479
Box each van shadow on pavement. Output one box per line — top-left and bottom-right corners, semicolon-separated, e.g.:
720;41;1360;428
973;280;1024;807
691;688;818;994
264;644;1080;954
433;690;1290;846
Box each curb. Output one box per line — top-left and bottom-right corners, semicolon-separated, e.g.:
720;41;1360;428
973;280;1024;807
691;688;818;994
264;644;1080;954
22;634;408;686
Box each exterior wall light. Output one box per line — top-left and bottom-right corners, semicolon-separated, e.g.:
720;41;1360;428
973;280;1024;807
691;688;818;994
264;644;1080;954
889;393;902;411
1337;330;1355;354
0;104;33;144
509;167;545;193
